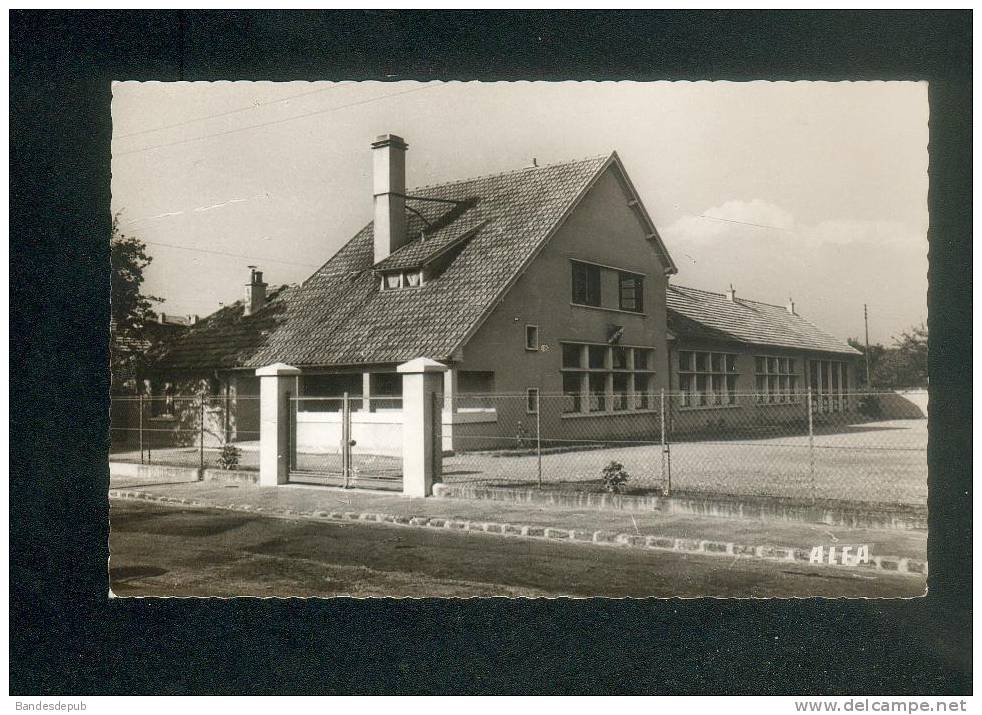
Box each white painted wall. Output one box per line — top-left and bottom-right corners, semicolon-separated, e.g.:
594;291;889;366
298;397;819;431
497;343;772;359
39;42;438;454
295;408;497;456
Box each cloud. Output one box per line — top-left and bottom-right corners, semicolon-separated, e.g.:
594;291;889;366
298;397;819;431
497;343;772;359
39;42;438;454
659;199;927;344
801;219;925;248
663;199;925;250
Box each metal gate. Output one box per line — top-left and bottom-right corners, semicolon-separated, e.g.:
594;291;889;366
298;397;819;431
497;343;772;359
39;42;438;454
287;393;404;491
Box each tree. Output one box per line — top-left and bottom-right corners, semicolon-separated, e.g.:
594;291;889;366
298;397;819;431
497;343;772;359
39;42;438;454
849;324;928;389
111;213;162;389
847;337;885;387
881;323;928;388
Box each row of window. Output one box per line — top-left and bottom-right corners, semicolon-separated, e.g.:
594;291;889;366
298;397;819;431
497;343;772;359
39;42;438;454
676;350;850;409
571;260;644;313
561;342;656;414
294;355;850;418
561;343;654;371
809;359;851;412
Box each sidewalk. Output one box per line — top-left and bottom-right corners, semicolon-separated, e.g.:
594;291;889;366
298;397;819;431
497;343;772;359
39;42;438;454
108;474;927;574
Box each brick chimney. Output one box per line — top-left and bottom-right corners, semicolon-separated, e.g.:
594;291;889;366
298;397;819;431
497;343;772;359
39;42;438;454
725;284;736;302
786;298;796;315
244;266;267;316
372;134;409;264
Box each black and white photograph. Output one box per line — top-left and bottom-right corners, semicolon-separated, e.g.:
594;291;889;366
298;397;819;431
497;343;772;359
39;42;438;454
10;9;972;700
108;80;930;599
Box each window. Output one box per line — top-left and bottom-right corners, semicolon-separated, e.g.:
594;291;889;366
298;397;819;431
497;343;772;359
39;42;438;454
588;373;607;412
571;261;602;307
526;388;539;414
677;351;738;408
808;359;849;413
612;373;629;411
369;372;401;410
458;371;495;408
634;373;652;410
525;325;539;351
562;343;582;368
380;270;423;291
588;345;607;369
618;272;644;313
560;342;656;415
302;373;362;412
754;355;799;404
562;372;584;414
207;376;222;396
612;346;628;370
571;259;648;313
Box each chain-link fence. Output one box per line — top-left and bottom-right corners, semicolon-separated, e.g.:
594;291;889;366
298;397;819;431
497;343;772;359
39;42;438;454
110;395;261;471
111;388;928;507
440;389;927;508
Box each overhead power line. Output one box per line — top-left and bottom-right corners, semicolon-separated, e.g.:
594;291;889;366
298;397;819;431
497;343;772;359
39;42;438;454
144;239;321;269
114;82;355;139
115;83;443;158
698;214;794;232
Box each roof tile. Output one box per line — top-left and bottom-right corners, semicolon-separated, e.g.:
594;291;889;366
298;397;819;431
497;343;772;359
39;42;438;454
152;155;611;371
667;284;860;356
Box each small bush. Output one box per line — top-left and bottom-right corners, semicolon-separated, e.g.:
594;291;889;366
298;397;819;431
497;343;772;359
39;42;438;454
218;443;242;470
857;394;882;418
600;460;631;493
514;421;530;449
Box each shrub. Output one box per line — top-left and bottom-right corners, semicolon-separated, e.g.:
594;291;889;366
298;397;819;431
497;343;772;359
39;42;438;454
514;421;530;449
600;460;631;493
857;394;882;418
218;443;242;470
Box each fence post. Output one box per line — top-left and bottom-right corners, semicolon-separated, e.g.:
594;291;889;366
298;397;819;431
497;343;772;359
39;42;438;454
147;397;152;464
807;387;815;502
431;391;442;484
138;394;144;464
661;389;671;497
199;397;205;470
342;391;351;489
287;392;295;473
535;391;542;489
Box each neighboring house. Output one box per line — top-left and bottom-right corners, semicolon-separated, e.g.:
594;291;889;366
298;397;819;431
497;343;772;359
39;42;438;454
111;313;194;394
146;133;858;450
110;313;197;452
666;283;862;431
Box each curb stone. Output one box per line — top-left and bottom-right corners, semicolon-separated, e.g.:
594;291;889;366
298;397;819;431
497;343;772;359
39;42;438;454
108;489;926;577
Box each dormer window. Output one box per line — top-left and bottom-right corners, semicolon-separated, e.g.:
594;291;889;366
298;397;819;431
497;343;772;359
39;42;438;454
380;270;424;291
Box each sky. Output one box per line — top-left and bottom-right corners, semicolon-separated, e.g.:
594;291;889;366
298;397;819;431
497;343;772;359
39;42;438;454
111;81;928;346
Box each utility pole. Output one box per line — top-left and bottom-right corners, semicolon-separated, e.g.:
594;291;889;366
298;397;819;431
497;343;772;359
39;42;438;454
864;303;872;387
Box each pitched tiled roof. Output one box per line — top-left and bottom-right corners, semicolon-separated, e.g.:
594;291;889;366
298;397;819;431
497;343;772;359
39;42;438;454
151;155;621;371
666;284;861;356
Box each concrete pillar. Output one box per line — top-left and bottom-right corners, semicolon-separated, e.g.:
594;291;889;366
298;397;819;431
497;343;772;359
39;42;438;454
397;357;448;497
256;363;302;486
362;371;372;412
